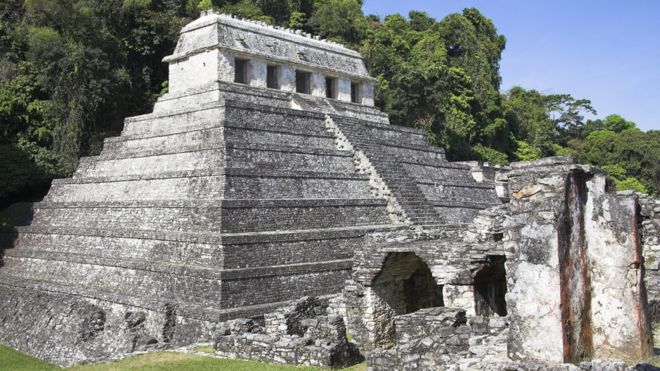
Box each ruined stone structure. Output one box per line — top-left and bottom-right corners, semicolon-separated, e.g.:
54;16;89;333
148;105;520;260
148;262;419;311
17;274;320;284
344;158;657;370
0;11;658;370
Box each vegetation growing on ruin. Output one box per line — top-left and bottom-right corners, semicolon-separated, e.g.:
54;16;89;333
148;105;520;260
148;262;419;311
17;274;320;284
0;0;657;206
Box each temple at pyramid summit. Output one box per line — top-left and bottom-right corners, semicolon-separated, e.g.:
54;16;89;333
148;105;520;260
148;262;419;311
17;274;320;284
1;10;658;370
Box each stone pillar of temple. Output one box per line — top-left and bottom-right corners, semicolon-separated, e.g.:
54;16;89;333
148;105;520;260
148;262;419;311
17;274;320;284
248;59;267;88
218;51;235;82
310;72;326;97
360;83;375;106
279;65;296;92
337;79;351;102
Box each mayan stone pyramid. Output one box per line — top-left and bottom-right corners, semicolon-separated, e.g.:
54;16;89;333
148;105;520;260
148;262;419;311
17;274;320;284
0;11;500;365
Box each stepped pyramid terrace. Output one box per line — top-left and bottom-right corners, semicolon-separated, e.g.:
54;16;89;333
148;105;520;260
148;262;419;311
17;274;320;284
1;10;659;370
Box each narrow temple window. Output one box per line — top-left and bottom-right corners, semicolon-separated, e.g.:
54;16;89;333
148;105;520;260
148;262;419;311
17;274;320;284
267;65;279;89
350;82;360;103
326;77;337;98
296;70;311;94
234;58;248;84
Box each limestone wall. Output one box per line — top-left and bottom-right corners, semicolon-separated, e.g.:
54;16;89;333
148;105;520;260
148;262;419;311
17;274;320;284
639;193;660;346
505;158;652;363
214;297;362;368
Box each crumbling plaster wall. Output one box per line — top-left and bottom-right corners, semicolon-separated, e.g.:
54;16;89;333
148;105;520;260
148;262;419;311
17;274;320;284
505;157;652;363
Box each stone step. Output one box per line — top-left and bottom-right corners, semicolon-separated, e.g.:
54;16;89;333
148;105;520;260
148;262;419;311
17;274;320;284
0;255;352;320
0;274;223;322
224;125;335;150
54;169;222;185
47;173;224;202
414;180;496;189
10;225;223;244
103;126;224;155
220;224;401;269
399;163;479;184
74;150;223;179
218;259;352;309
109;121;336;155
398;158;471;170
74;142;354;179
123;98;330;137
419;185;501;205
51;167;373;202
224;143;355;173
122;103;224;137
0;254;222;308
224;168;373;199
4;227;222;267
3;248;223;280
93;139;346;163
331;116;429;147
432;200;496;209
219;198;391;233
6;223;402;249
405;210;438;217
362;145;446;163
30;201;224;232
1;224;399;272
1;250;352;309
28;198;391;233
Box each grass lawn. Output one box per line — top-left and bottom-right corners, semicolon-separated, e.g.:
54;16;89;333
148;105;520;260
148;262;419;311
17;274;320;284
0;345;367;371
0;345;56;371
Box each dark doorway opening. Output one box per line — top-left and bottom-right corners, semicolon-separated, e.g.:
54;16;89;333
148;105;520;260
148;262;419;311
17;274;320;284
325;77;337;99
267;65;279;89
350;82;359;103
234;58;248;84
296;70;311;94
473;255;507;317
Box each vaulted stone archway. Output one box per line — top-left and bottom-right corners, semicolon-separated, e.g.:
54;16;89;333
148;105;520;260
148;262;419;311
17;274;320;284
369;252;443;348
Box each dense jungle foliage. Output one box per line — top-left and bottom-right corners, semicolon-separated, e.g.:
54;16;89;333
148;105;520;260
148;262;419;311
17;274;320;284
0;0;658;206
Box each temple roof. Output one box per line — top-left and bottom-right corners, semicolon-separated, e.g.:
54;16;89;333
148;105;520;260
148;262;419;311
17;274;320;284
163;11;375;81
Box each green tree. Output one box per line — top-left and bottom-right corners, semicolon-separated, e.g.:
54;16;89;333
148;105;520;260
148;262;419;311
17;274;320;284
513;140;542;161
197;0;213;11
603;114;636;133
573;127;659;194
308;0;365;44
289;11;305;29
601;164;648;193
546;94;596;142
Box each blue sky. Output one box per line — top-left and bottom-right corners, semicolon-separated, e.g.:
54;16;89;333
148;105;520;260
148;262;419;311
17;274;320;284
362;1;660;131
